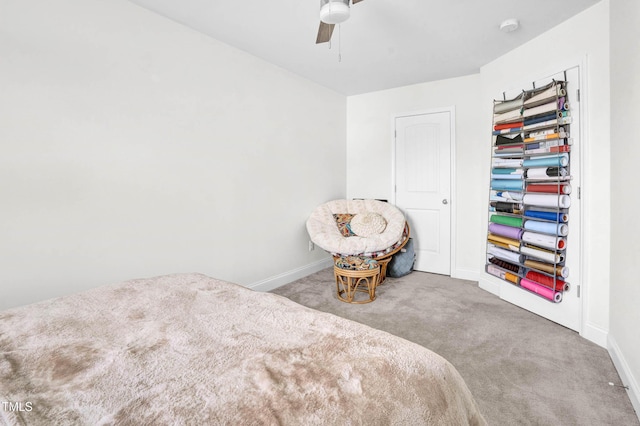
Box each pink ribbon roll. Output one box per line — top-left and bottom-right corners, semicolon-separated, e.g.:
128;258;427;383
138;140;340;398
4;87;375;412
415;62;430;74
520;278;563;303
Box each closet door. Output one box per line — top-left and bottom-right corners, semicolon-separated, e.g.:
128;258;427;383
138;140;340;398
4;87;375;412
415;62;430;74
394;110;452;275
488;66;582;332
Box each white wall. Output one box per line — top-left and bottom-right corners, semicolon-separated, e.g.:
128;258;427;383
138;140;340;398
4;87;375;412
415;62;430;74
347;2;611;346
479;1;611;345
609;0;640;415
0;0;345;310
346;75;484;278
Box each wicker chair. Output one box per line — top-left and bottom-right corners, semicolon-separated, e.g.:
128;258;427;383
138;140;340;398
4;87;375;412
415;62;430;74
306;199;410;283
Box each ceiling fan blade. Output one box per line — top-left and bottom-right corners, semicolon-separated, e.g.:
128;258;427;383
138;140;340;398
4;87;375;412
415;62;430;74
316;22;335;44
352;0;365;4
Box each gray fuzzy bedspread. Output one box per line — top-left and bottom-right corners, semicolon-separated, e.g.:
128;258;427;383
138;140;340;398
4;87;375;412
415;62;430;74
0;273;485;425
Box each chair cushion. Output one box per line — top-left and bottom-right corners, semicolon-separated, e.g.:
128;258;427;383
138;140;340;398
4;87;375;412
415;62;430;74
333;214;356;237
387;238;416;277
307;199;406;256
335;256;378;271
350;212;387;237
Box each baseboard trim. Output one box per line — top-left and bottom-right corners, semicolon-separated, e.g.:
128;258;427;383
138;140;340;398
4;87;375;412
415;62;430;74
248;258;333;292
452;267;480;282
608;335;640;421
478;277;500;296
582;322;608;348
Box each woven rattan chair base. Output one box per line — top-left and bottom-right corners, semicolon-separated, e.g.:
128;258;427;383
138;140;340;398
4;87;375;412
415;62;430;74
334;265;380;304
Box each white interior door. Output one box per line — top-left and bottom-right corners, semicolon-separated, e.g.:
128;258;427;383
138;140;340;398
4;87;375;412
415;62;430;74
394;111;452;275
498;67;583;332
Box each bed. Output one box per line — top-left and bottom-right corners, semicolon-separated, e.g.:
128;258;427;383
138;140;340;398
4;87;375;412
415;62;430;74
0;273;486;425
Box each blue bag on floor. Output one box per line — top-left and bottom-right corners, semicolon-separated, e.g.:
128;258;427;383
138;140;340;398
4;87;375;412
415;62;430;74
387;238;415;278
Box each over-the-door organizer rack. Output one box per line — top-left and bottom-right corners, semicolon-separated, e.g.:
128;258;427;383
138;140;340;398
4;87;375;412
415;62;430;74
486;79;573;303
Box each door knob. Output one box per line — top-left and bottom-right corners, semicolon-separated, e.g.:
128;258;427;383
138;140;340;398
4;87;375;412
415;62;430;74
442;199;448;205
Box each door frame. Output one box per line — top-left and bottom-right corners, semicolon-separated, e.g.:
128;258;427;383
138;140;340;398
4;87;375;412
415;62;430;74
390;106;457;277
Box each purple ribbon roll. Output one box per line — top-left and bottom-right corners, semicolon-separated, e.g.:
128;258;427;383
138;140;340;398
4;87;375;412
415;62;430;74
488;222;523;240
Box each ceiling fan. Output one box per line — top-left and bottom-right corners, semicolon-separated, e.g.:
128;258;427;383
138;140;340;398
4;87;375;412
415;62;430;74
316;0;365;44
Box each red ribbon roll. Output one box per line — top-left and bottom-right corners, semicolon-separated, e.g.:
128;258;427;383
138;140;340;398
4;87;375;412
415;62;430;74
525;271;566;291
526;184;571;194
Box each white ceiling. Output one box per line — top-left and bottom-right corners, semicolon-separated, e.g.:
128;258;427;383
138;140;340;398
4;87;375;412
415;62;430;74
128;0;600;96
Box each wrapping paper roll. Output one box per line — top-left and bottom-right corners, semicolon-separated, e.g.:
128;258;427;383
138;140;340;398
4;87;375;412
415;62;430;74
558;97;566;110
494;98;524;114
522;231;566;250
526;145;571;155
490;195;513;203
523;112;557;126
525;271;568;292
497;149;523;156
490;201;522;214
523;153;569;168
525;167;567;178
523;101;558;118
520;245;564;263
523;193;571;208
526;184;572;194
488;245;522;264
486;264;503;278
487;265;520;285
489;223;524;240
524;210;569;223
494;191;523;201
534;126;565;135
488;233;521;249
505;272;520;284
526;139;565;150
520;278;563;303
489;256;520;273
524;118;557;131
492;168;522;175
524;140;566;152
490;215;523;228
493;128;522;135
494;108;523;124
491;174;523;180
494;121;523;131
537;153;570;162
493;158;523;167
524;259;570;278
495;146;524;154
524;220;569;236
495;134;523;146
524;132;566;143
524;83;563;107
491;179;524;191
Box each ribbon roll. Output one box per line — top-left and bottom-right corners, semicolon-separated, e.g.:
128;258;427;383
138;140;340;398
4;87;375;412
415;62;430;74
524;259;569;278
523;193;571;208
520;278;563;303
524;220;569;236
522;231;566;250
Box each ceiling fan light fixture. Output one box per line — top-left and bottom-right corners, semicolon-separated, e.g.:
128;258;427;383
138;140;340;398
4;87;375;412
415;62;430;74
320;0;350;25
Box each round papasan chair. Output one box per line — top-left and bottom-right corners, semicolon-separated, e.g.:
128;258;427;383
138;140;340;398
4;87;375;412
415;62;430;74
306;199;410;261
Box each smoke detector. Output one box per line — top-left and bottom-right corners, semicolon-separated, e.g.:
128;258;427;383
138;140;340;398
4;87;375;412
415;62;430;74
500;19;520;33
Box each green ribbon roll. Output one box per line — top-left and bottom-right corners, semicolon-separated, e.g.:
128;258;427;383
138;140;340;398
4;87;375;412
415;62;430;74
490;214;523;228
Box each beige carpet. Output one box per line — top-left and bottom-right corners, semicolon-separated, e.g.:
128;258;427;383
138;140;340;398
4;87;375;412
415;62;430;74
271;267;639;425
